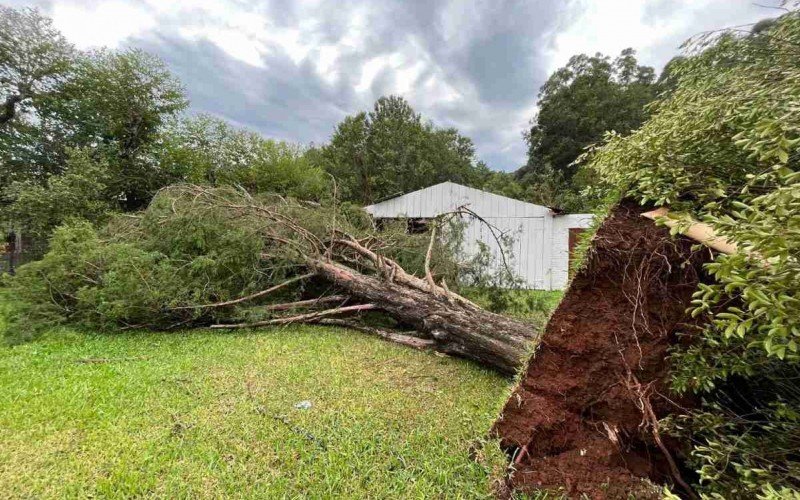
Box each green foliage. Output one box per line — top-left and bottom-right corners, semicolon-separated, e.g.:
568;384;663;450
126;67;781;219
159;115;329;200
1;148;113;238
58;48;188;210
318;95;488;204
462;287;562;326
518;49;658;210
1;42;188;198
6;196;272;335
0;6;330;248
585;12;800;497
3;185;457;340
0;6;74;126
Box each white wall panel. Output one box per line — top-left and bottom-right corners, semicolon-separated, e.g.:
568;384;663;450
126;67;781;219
365;182;593;290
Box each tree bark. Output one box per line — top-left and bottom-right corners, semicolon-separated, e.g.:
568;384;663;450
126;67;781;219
0;94;23;125
309;258;537;375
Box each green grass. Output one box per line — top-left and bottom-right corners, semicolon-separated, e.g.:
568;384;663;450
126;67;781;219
461;288;563;322
0;320;513;498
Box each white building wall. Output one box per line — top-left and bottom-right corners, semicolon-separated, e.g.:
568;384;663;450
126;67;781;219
365;182;593;290
549;214;594;290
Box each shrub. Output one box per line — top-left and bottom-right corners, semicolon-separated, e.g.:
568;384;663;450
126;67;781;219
585;12;800;497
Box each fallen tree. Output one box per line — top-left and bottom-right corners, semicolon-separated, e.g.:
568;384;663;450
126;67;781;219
6;184;537;374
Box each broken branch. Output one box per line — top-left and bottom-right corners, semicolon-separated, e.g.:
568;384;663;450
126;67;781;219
210;303;377;329
173;273;314;310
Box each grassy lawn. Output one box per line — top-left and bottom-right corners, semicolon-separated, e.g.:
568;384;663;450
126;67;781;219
0;314;513;498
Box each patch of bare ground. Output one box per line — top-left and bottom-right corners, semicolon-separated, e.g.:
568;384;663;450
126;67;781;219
492;200;710;499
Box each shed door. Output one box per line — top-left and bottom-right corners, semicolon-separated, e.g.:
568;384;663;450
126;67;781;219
465;217;545;289
516;218;546;289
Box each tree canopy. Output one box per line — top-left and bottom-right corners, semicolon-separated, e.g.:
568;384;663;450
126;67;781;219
0;6;74;125
516;49;658;210
522;48;657;181
318;95;490;204
0;6;331;239
159;114;328;200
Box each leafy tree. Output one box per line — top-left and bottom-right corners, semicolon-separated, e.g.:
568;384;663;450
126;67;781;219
60;49;188;209
1;148;113;239
0;5;333;255
522;49;656;181
0;6;74;125
159;115;329;200
517;49;657;210
0;23;188;208
320;112;371;202
586;13;800;497
320;96;484;204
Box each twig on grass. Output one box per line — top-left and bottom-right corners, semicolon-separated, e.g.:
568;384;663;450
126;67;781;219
75;356;147;364
244;379;326;451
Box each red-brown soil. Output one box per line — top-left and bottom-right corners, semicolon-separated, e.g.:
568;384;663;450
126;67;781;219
492;200;710;499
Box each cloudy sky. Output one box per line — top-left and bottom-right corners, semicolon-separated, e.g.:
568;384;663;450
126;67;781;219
7;0;779;171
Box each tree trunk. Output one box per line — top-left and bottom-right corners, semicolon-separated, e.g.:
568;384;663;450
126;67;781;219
310;258;537;375
158;185;541;376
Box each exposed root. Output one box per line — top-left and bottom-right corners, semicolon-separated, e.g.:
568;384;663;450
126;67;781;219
624;372;698;500
492;200;710;498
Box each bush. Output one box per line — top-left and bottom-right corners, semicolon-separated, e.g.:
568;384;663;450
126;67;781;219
585;12;800;497
1;148;114;239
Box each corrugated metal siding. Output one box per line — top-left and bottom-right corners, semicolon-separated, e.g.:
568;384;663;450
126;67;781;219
460;216;546;288
365;182;592;290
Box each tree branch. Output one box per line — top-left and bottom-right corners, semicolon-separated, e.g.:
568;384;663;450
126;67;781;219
0;94;23;125
172;272;314;310
261;295;348;311
315;318;435;350
210;303;377;329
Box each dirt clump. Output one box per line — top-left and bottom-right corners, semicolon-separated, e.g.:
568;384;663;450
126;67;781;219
492;200;710;499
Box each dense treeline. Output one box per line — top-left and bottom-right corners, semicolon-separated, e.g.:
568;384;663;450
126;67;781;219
0;7;332;240
1;5;666;245
586;12;800;498
0;7;518;241
1;6;662;244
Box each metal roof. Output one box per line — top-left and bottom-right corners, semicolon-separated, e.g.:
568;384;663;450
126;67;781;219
364;182;551;218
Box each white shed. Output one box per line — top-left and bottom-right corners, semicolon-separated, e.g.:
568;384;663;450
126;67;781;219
364;182;593;290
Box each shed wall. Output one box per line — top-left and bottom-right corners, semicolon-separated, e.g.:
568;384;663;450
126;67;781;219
365;182;593;290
